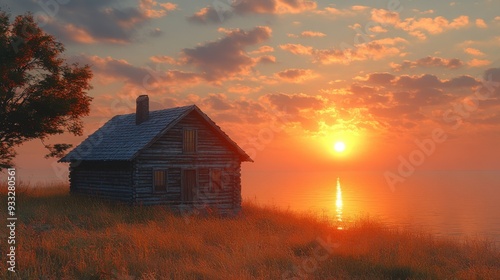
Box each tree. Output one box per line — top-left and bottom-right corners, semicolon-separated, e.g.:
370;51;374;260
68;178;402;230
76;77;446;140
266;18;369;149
0;11;93;169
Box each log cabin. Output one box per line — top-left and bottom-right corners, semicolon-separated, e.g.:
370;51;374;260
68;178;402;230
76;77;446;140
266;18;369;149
60;95;252;214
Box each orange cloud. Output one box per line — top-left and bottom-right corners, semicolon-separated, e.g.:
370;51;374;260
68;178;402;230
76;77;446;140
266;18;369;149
317;5;369;17
467;59;491;67
279;44;314;55
275;69;317;83
149;55;178;64
249;45;275;54
227;84;262;94
369;25;388;33
281;38;407;65
391;56;464;71
327;71;491;133
475;19;488;28
300;31;327;38
139;0;177;18
189;0;317;23
370;9;400;25
464;48;485;56
63;24;97;44
371;9;470;40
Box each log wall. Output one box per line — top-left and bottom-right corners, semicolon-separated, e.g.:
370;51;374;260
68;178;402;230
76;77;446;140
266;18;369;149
134;111;243;210
69;161;133;202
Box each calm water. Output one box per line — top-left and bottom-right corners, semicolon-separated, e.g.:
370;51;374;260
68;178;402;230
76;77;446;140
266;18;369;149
242;170;500;244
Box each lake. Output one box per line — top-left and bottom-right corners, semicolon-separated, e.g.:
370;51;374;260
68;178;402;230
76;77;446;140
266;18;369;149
242;170;500;244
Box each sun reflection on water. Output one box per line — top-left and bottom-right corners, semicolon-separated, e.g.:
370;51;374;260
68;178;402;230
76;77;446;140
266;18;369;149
336;177;343;230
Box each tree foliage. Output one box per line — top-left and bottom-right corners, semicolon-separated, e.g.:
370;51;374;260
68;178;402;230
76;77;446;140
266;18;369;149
0;11;93;169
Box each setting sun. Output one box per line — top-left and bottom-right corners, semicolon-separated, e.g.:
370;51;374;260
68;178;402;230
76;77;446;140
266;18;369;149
334;141;346;153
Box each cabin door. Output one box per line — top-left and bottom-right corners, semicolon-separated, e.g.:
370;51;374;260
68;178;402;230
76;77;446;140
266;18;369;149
182;169;197;202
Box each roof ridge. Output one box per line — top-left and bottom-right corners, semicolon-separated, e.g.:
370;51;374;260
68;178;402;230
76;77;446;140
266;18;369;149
59;104;251;163
113;104;197;118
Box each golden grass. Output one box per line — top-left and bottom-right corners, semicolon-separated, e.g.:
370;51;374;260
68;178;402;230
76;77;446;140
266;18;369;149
0;183;498;279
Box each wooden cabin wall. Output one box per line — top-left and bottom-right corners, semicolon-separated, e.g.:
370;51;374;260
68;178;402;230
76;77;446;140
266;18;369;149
134;111;243;210
69;161;133;202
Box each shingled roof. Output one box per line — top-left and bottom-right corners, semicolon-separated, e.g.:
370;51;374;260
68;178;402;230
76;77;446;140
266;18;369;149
60;105;252;162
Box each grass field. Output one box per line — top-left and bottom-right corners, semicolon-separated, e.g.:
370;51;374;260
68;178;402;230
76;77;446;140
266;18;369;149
0;183;499;279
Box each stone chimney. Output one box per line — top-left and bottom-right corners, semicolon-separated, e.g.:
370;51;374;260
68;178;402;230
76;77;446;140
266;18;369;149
136;95;149;125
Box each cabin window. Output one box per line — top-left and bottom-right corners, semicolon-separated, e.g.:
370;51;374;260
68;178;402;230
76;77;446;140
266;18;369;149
210;169;222;192
183;129;197;153
153;169;167;192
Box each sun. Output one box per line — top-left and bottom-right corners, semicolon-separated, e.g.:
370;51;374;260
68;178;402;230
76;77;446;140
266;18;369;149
334;141;346;153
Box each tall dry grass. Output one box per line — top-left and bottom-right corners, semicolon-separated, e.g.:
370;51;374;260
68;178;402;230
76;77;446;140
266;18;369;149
0;183;498;279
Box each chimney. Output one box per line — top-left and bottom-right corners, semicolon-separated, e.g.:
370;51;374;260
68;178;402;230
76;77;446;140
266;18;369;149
136;95;149;125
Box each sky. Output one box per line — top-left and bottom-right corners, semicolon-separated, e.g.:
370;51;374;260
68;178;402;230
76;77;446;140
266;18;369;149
2;0;500;183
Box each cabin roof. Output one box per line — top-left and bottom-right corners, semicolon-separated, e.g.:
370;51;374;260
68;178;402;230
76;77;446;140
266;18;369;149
59;105;252;162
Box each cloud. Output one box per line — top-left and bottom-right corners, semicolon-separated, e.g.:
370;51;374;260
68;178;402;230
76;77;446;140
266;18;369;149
391;56;464;71
412;9;434;15
201;93;232;110
249;45;275;54
58;24;98;44
279;43;314;55
275;68;317;83
393;74;481;89
32;0;177;44
365;73;396;84
139;0;177;18
359;72;481;91
467;59;492;67
149;55;178;64
265;93;324;113
187;6;223;23
329;72;489;131
227;84;262;94
257;55;277;63
442;75;482;88
370;8;400;25
399;15;469;38
149;27;163;37
78;26;274;89
316;5;369;17
371;9;470;40
300;31;327;38
188;0;316;24
394;74;443;89
281;37;408;65
288;30;327;38
475;18;488;28
483;68;500;96
181;26;272;81
72;55;202;90
369;25;388;33
464;48;485;56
